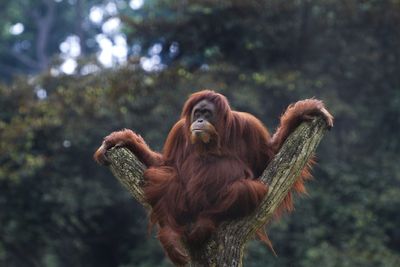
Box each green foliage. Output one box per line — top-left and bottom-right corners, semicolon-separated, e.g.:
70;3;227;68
1;0;400;266
0;0;103;80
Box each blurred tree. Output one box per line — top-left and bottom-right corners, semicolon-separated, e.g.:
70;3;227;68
0;0;103;80
0;0;400;266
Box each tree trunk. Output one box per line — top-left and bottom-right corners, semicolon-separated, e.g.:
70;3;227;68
104;117;329;266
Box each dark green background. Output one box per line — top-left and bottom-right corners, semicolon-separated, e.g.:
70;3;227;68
0;1;399;266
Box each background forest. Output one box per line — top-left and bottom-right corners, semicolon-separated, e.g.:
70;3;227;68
0;0;399;266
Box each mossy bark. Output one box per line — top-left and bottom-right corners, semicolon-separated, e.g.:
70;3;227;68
103;118;329;266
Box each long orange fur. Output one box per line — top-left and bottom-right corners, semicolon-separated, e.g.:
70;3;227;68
94;90;333;266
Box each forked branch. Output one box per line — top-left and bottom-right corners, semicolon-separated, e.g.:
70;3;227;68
104;117;329;266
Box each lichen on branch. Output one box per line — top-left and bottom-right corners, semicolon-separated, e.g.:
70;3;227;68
104;117;329;266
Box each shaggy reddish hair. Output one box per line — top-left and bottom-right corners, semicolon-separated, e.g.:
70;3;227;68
94;90;333;266
144;90;313;264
